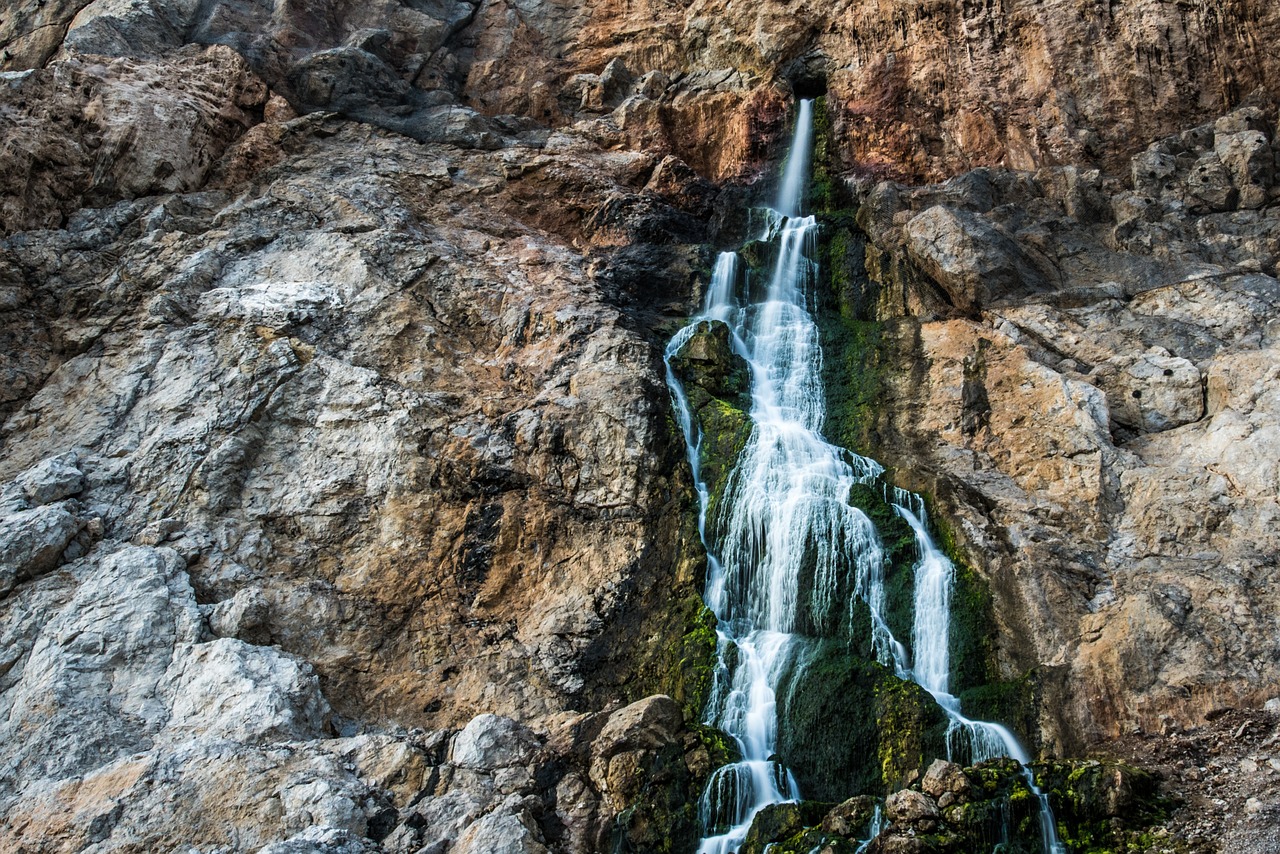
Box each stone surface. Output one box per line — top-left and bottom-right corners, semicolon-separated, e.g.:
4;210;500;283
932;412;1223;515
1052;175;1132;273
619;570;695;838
452;714;540;771
884;788;940;827
2;2;1280;852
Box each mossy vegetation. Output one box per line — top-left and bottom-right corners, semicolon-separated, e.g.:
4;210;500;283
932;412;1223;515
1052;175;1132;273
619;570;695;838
773;636;948;801
1035;760;1176;854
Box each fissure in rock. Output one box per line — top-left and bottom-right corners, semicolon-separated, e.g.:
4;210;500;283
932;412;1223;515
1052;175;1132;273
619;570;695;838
665;99;1066;854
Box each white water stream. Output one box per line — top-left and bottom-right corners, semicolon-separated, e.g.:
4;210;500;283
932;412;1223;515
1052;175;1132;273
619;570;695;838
665;98;1065;854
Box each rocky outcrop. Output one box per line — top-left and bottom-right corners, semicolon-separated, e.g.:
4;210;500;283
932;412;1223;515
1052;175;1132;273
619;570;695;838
0;10;733;845
9;0;1280;189
835;102;1280;767
3;0;1280;851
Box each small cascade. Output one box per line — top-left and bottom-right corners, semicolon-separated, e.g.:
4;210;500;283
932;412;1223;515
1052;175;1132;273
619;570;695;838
666;98;1064;854
891;497;1067;854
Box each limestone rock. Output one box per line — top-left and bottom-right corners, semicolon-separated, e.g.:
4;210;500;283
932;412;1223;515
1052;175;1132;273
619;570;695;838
1094;353;1204;434
820;794;879;836
921;759;971;802
453;804;550;854
0;45;267;232
904;205;1053;312
208;586;270;639
0;504;80;596
162;637;330;743
452;714;540;771
588;695;683;808
11;453;84;506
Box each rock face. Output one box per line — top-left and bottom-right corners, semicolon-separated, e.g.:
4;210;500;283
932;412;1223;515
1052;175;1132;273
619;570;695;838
842;103;1280;769
0;7;731;848
3;0;1280;852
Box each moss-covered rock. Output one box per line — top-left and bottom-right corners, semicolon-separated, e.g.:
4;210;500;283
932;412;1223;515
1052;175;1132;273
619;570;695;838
666;600;720;723
741;801;833;854
669;319;753;535
610;739;706;854
774;637;948;801
1035;759;1172;854
846;481;917;647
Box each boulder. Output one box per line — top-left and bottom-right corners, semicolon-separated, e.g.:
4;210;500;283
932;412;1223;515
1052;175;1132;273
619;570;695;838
821;794;879;836
453;714;540;771
885;789;940;828
903;205;1052;312
453;804;550;854
921;759;973;802
12;453;84;506
1093;353;1203;433
0;504;80;596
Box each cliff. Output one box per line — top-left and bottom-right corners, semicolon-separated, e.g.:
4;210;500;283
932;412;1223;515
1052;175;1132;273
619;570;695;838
1;0;1279;851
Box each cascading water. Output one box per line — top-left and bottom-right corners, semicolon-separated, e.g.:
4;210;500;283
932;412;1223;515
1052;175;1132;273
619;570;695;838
892;494;1067;854
665;98;1065;854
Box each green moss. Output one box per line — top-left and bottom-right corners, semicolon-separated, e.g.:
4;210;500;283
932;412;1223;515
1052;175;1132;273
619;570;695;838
1033;760;1175;854
874;671;950;791
669;319;754;540
773;637;948;800
666;602;720;723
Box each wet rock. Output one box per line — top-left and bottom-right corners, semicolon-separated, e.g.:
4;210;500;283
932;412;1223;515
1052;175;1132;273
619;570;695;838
885;788;940;828
670;320;749;404
921;759;972;803
821;794;879;836
742;802;810;853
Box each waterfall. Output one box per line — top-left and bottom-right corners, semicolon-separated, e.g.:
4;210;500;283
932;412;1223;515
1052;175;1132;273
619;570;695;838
892;499;1067;854
665;98;1064;854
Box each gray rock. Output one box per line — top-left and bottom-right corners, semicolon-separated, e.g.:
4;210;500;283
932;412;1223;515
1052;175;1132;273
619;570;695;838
885;788;940;827
453;806;550;854
0;503;80;596
162;637;330;743
921;758;971;801
209;586;270;638
1185;152;1237;213
1095;353;1204;433
452;714;540;771
12;453;84;505
904;205;1054;312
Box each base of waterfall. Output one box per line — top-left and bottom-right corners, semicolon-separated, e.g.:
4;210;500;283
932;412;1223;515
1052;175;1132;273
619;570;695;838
710;754;1166;854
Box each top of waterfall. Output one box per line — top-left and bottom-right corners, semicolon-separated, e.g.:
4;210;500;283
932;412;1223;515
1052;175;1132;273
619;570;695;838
774;99;814;219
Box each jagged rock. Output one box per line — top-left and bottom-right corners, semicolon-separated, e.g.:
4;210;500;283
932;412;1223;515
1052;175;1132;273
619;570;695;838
670;320;749;403
0;45;266;232
885;789;940;829
453;803;550;854
0;504;80;596
821;794;879;836
11;453;84;506
1093;352;1204;433
208;586;270;638
162;637;330;743
903;205;1053;312
588;695;683;808
452;714;540;771
921;759;972;802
